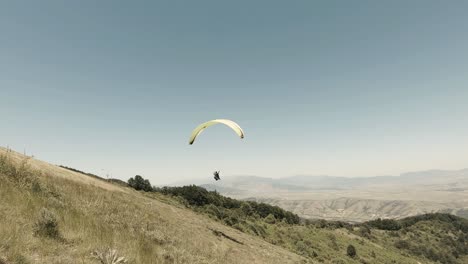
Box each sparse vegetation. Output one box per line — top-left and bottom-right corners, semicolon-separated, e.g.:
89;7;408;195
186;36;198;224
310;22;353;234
33;208;61;239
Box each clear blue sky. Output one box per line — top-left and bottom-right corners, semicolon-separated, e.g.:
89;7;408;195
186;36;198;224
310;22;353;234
1;1;467;184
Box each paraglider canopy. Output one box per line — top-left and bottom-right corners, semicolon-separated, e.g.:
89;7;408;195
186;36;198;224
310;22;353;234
188;119;244;145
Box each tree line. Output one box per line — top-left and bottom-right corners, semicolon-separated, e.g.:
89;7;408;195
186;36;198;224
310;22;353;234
126;175;300;225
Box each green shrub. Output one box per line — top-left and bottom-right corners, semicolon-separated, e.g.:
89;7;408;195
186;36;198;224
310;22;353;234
328;234;339;251
0;155;38;188
128;175;153;192
365;218;401;231
394;239;410;250
358;225;371;238
264;213;276;224
240;203;253;215
295;240;308;254
204;204;222;219
31;180;42;193
347;244;357;258
33;208;60;239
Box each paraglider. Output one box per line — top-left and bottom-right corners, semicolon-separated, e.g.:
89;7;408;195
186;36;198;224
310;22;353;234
189;119;244;181
213;171;221;181
188;119;244;145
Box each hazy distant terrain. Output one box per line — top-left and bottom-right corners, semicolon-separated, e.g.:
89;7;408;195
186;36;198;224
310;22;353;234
188;170;468;222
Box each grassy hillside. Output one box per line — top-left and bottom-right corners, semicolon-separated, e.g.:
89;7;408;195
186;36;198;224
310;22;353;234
152;185;468;264
361;214;468;263
0;147;303;264
1;146;467;263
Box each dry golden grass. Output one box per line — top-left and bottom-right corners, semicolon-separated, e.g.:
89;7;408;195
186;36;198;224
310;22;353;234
0;147;123;192
0;147;306;264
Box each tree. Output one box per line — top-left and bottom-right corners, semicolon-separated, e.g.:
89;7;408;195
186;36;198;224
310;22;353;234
347;245;357;258
127;175;153;192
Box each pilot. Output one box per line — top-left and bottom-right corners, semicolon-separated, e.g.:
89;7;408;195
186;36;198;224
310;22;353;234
213;171;221;181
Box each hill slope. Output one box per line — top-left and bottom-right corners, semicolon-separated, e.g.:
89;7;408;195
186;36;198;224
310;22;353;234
2;147;467;264
0;147;303;264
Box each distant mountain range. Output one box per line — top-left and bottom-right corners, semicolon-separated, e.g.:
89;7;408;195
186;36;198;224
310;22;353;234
173;169;468;222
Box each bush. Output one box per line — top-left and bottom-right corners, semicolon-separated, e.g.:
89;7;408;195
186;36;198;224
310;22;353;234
394;239;410;250
34;208;60;239
248;222;267;237
0;155;38;188
128;175;153;192
295;240;308;254
223;215;238;226
265;213;276;224
204;204;222;219
358;225;371;238
365;218;401;231
240;203;253;215
328;234;339;251
347;245;357;258
31;180;42;193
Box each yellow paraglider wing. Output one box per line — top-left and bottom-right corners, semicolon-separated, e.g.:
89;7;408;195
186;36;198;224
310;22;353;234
189;119;244;145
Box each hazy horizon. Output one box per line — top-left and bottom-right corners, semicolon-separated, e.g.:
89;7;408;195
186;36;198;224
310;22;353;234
2;1;468;185
168;166;468;186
